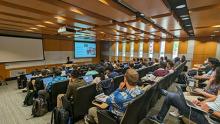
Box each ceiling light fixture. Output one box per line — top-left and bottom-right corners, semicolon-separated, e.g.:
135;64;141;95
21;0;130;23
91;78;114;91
214;30;220;33
30;27;38;30
99;0;109;6
210;34;215;37
36;25;46;28
212;25;220;28
54;16;66;21
25;29;33;32
70;8;84;15
44;21;55;25
176;4;186;9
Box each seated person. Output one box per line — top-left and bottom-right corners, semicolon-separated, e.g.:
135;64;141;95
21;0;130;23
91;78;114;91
92;68;107;85
166;60;175;73
85;69;143;124
193;67;220;98
85;67;99;76
105;65;119;78
153;58;159;65
194;58;219;81
174;57;181;67
153;62;169;77
140;61;148;69
148;90;220;124
57;70;86;109
46;69;67;92
128;60;135;69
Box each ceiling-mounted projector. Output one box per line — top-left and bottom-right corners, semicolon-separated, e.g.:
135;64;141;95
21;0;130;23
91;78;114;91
58;26;75;34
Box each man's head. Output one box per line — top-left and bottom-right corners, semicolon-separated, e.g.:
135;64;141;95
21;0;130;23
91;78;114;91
124;69;139;86
54;68;62;76
160;62;167;69
70;70;79;79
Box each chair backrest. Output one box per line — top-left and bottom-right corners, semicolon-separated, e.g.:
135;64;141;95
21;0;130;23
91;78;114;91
50;80;69;108
73;83;97;120
137;68;146;79
113;75;124;90
120;93;146;124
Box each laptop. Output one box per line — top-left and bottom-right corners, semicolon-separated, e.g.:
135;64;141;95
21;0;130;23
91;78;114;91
83;75;93;84
25;74;32;80
176;86;207;114
42;77;53;86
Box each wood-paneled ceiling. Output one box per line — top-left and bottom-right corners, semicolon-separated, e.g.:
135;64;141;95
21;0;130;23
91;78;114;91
0;0;219;41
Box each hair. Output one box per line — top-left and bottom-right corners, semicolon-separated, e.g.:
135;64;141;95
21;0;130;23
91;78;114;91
208;58;220;69
125;69;139;86
106;65;114;72
41;69;48;77
154;58;159;63
181;55;186;62
129;61;134;69
214;67;220;84
160;62;167;69
174;57;180;63
54;68;62;76
70;70;80;78
167;60;174;68
164;56;168;61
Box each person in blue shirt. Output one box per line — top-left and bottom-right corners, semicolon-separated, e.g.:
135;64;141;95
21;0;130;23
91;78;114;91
46;69;67;92
85;69;143;124
106;65;119;78
85;67;99;76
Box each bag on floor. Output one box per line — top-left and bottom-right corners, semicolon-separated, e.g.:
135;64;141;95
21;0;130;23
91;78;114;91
51;107;70;124
32;97;48;117
23;91;35;106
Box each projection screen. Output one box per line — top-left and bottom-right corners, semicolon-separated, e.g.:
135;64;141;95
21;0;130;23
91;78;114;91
0;36;44;63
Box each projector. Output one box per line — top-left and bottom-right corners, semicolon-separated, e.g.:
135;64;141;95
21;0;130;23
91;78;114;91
58;26;75;34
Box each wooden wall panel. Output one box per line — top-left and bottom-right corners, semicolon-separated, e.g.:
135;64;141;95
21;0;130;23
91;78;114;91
92;41;101;63
143;39;149;53
154;41;160;53
43;39;73;51
134;40;139;53
165;40;173;54
192;40;217;65
179;40;188;54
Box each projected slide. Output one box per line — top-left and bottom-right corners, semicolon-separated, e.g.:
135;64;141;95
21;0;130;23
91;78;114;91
74;42;96;58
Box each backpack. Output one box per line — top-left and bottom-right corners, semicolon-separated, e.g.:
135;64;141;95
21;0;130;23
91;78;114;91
34;78;45;91
23;91;35;106
100;78;114;95
51;107;71;124
32;97;48;117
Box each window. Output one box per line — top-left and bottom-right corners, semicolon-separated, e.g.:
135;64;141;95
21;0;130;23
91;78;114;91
139;41;144;58
122;41;126;61
115;42;119;60
130;41;134;58
149;41;154;58
160;41;165;57
172;41;179;59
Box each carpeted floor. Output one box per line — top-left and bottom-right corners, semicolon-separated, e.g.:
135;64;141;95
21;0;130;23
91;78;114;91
0;80;181;124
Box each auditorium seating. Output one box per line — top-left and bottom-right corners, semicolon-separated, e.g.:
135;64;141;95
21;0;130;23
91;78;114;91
97;61;186;124
72;83;97;121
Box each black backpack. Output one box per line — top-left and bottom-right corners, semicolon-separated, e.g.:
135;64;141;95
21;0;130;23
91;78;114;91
51;107;70;124
100;78;114;95
34;78;45;91
23;91;36;106
32;97;48;117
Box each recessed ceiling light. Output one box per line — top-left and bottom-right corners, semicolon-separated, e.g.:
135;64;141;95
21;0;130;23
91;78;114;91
99;0;109;6
44;21;55;25
25;29;33;32
36;25;46;28
176;4;186;9
212;25;220;28
30;27;38;30
70;8;84;15
211;34;215;37
54;16;66;21
214;30;220;33
100;32;105;34
182;17;189;20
